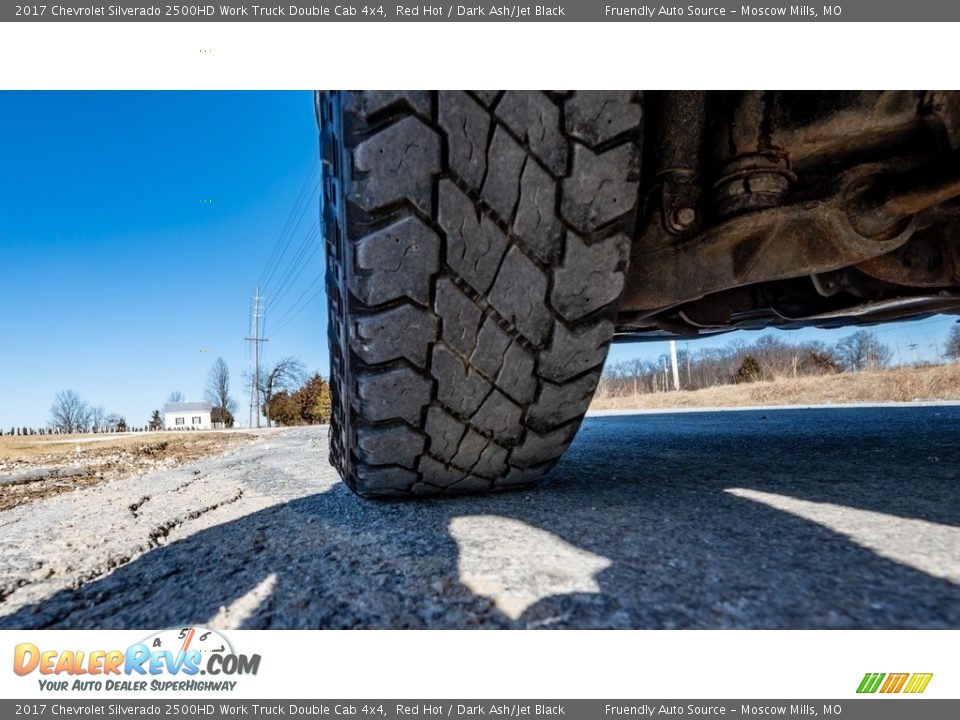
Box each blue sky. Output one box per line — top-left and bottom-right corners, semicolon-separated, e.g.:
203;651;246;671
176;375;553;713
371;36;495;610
0;91;957;430
0;91;324;429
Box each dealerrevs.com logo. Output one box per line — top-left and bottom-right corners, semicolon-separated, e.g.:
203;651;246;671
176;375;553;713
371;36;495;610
857;673;933;694
13;626;260;692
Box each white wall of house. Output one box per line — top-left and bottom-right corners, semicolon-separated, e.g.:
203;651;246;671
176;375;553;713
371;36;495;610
164;411;212;431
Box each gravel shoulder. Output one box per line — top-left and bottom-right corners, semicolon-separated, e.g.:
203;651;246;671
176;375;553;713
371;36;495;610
1;409;957;630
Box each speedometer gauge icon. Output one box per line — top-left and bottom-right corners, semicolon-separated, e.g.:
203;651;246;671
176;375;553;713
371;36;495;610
141;627;234;657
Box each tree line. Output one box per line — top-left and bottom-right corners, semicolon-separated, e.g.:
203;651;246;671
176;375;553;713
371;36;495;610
601;325;960;397
4;354;332;437
2;388;136;436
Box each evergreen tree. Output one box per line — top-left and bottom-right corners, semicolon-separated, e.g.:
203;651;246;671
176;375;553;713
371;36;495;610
946;324;960;361
734;356;762;383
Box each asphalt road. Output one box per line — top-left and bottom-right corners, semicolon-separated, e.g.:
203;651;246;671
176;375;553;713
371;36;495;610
1;405;958;629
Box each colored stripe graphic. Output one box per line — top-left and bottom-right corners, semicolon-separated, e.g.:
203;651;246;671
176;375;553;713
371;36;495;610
880;673;909;693
857;673;886;693
857;672;933;694
904;673;934;694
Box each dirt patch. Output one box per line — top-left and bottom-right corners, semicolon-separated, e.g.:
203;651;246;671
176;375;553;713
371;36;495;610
592;363;960;411
0;432;252;512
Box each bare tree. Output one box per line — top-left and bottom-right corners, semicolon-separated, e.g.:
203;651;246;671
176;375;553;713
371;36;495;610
257;357;306;427
49;390;91;434
205;357;237;428
600;335;845;399
89;406;106;433
837;330;892;371
167;391;185;403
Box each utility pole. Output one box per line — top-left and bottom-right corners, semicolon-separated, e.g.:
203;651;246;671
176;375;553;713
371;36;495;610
245;286;268;428
669;340;680;391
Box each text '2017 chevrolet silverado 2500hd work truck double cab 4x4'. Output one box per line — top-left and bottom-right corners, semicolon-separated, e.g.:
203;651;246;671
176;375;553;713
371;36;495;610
318;91;960;497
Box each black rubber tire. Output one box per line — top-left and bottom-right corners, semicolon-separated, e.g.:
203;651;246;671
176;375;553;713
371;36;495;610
319;91;643;497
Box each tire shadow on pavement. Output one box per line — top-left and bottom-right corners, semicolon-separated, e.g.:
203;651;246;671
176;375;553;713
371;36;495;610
1;407;958;629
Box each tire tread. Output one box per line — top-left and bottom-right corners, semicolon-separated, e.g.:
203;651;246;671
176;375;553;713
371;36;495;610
321;91;643;496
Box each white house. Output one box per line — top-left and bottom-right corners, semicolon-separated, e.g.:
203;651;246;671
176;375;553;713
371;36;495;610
163;402;213;431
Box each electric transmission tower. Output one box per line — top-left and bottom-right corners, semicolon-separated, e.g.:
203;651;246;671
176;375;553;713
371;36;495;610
245;286;268;428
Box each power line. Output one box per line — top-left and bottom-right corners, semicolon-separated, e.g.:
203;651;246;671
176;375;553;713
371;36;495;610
244;161;324;395
258;157;318;289
270;286;326;338
263;220;322;321
250;158;328;353
269;271;324;331
261;179;320;297
257;158;320;295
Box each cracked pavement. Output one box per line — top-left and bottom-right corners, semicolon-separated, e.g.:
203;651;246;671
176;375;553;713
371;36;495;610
1;406;958;629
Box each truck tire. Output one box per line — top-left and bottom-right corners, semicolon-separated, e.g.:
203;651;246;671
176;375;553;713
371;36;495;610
320;91;642;497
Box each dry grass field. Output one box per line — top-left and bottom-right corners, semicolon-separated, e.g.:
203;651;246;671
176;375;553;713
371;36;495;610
0;432;251;511
592;363;960;411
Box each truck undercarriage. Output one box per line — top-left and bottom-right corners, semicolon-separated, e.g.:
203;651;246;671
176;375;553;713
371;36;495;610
617;91;960;342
